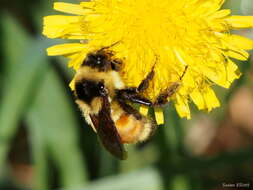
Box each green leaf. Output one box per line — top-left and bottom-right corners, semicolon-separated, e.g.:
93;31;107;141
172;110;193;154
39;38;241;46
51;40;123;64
0;13;88;189
28;118;50;190
26;65;88;189
61;168;162;190
0;14;48;168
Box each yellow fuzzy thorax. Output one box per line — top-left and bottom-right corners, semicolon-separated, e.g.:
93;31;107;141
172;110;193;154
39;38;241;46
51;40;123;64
43;0;253;124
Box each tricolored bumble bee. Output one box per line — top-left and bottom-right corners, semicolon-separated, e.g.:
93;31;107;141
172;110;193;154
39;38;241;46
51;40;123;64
74;47;156;160
73;44;188;160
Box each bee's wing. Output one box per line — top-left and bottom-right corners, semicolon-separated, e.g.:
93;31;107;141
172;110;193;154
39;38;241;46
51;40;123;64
90;96;127;160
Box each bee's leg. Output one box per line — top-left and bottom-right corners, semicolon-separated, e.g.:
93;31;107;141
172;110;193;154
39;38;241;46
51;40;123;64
110;59;122;71
153;82;180;106
137;66;155;92
116;88;152;106
153;65;188;106
117;99;143;120
127;94;153;106
116;63;158;106
115;65;155;106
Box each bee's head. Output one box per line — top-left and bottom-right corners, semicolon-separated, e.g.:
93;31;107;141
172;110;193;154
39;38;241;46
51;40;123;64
83;50;122;71
75;79;107;104
84;51;111;71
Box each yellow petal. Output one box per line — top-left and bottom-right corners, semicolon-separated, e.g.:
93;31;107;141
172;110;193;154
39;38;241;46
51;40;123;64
68;51;88;70
229;35;253;50
69;78;75;90
220;33;253;50
54;2;90;15
43;15;80;26
47;43;87;56
154;108;164;125
173;48;188;66
175;95;191;119
227;49;249;61
225;16;253;29
190;89;205;110
203;87;220;112
209;9;231;19
226;59;241;83
202;0;225;15
139;105;149;116
80;2;97;9
43;15;83;39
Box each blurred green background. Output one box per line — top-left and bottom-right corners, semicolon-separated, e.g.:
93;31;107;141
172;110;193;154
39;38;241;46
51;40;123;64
1;0;253;190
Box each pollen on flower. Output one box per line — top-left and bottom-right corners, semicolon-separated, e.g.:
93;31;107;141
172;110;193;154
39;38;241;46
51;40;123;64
43;0;253;123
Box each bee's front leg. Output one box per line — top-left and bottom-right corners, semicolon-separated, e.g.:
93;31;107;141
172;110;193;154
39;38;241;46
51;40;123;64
137;67;155;92
116;88;152;106
116;64;156;106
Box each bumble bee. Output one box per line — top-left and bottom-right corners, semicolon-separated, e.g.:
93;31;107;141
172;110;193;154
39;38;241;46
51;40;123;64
73;47;156;160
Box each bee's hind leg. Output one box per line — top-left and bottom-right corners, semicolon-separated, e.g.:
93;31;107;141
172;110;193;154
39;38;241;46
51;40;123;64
153;82;181;106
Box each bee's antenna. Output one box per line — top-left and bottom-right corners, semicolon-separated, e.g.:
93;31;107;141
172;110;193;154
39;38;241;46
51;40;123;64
99;41;121;51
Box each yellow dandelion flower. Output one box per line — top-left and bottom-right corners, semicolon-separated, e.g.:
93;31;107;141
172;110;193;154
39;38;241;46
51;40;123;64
43;0;253;124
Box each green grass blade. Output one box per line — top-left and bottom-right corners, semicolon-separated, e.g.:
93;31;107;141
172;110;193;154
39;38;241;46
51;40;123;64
27;115;50;190
0;14;48;168
26;65;88;189
61;168;162;190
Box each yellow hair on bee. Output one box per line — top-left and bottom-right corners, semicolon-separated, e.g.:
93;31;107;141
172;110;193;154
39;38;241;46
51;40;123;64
75;66;125;97
75;97;102;115
75;98;103;132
